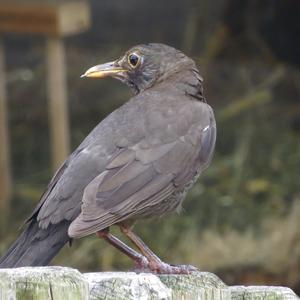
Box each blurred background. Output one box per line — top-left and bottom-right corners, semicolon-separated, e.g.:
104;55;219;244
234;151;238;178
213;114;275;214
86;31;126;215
0;0;299;294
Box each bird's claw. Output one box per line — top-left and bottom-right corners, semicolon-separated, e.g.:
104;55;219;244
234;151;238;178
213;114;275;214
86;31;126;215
132;258;198;274
150;262;198;274
130;255;150;272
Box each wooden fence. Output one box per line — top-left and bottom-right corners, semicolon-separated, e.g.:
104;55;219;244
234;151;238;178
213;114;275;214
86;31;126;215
0;0;90;219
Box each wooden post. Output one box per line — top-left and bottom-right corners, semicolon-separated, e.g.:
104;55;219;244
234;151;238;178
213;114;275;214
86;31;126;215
0;40;11;219
46;37;70;170
0;0;91;180
0;267;297;299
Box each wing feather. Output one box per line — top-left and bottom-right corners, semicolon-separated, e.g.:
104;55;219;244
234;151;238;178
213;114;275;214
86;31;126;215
68;105;216;239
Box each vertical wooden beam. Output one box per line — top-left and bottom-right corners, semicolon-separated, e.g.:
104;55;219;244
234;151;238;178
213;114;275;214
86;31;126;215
0;39;11;218
46;37;70;171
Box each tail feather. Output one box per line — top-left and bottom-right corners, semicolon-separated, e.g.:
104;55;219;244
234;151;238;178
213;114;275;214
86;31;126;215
0;220;70;268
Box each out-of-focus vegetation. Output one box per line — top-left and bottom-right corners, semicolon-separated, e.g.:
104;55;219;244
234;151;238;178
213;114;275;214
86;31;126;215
0;0;299;294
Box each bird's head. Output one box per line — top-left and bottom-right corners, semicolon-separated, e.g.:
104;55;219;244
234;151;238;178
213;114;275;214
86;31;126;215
81;43;195;94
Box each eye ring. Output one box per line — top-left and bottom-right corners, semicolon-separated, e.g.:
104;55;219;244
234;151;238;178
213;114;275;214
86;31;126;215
127;52;141;68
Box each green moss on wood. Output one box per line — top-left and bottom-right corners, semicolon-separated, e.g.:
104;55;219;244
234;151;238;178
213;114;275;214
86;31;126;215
0;267;88;300
159;272;230;300
0;268;298;300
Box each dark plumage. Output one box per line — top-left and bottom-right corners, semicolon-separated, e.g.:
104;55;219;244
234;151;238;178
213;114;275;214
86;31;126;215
0;43;216;273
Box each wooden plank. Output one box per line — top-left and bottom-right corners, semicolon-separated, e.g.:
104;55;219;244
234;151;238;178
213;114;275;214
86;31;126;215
46;37;70;171
0;1;90;36
0;39;11;219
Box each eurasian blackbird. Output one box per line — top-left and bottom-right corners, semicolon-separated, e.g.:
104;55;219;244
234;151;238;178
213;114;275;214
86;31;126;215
0;43;216;274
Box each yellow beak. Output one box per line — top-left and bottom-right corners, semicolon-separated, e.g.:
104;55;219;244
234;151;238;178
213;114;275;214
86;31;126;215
81;61;126;78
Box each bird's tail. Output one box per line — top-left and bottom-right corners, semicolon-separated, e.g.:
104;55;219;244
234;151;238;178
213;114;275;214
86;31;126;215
0;220;70;268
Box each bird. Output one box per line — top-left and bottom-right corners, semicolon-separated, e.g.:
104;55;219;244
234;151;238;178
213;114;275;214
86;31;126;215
0;43;216;274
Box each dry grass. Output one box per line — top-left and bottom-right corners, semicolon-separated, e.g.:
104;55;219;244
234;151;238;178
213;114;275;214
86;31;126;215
174;199;300;288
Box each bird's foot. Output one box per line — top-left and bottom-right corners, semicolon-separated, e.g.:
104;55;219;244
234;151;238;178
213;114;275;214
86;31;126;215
130;255;150;272
149;261;198;274
132;259;198;274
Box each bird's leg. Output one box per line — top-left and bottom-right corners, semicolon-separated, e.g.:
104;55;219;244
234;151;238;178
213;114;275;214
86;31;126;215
120;225;198;274
96;228;149;269
120;226;162;266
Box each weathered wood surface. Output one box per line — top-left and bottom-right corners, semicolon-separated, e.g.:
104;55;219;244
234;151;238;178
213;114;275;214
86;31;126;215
0;267;298;300
86;271;231;300
0;1;91;36
0;267;89;300
229;285;298;300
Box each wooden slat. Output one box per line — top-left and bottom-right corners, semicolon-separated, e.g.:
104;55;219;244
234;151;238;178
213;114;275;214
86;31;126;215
46;37;70;171
0;1;90;36
0;39;11;218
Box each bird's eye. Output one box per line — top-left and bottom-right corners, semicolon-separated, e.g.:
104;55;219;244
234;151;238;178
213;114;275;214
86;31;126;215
128;53;141;68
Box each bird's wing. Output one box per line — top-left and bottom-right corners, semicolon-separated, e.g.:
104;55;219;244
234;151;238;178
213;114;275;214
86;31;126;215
25;149;82;223
68;114;216;238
